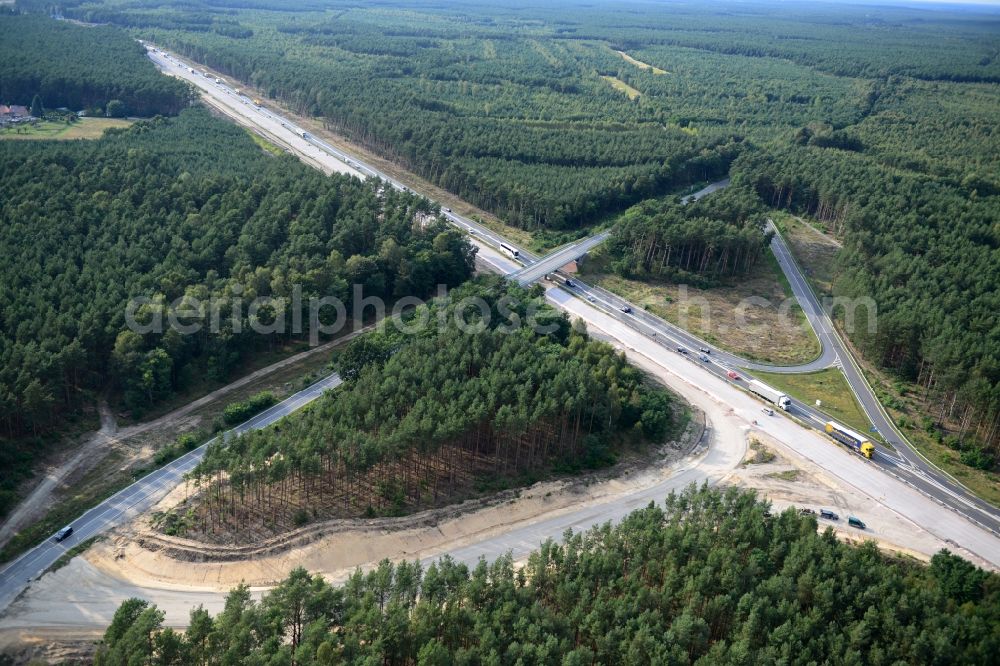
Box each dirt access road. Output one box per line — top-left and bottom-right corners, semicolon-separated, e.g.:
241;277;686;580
2;245;996;656
0;329;370;554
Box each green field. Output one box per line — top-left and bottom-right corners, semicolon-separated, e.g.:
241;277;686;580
0;117;133;140
755;368;876;441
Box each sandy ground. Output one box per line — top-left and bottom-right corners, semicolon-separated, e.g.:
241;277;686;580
0;331;366;553
5;240;997;659
0;402;118;549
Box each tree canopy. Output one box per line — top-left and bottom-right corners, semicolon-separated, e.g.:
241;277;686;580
97;484;1000;665
0;13;190;115
0;108;475;517
178;279;673;539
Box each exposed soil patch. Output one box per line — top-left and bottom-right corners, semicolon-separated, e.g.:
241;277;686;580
148;397;697;550
584;256;820;365
777;213;842;297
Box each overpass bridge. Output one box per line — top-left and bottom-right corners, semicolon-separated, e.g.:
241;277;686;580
510;231;610;286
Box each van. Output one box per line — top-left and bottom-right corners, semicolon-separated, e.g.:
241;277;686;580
820;509;839;521
54;526;74;542
848;516;866;529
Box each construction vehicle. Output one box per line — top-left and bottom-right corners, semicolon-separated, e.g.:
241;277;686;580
747;379;792;411
825;421;875;459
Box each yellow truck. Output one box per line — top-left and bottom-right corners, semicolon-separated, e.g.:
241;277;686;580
825;421;875;459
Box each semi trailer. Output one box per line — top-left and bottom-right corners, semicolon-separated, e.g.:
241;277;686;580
747;379;792;411
825;421;875;459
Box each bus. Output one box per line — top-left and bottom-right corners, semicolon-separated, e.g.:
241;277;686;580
500;242;520;259
824;421;875;459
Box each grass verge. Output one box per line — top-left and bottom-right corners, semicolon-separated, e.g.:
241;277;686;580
775;212;999;505
0;117;133;140
755;368;876;441
583;251;820;365
46;536;103;575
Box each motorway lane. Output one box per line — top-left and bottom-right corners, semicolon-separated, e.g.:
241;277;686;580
3;284;998;634
157;44;1000;523
147;47;541;269
479;227;1000;537
147;44;998;536
512;232;610;286
156;42;998;527
0;373;342;612
0;49;998;631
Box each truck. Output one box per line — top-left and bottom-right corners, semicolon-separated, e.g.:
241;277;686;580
825;421;875;459
297;129;309;139
747;379;792;411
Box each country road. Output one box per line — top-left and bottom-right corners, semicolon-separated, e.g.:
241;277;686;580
1;42;996;639
0;373;342;612
144;44;998;537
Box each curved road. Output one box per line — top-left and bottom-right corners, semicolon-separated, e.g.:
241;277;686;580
0;374;342;612
0;48;997;633
143;46;997;534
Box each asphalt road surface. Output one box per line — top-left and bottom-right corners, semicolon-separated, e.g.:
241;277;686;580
146;45;998;534
0;48;997;630
0;373;342;612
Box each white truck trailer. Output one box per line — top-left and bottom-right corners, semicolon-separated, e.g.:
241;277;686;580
747;379;792;411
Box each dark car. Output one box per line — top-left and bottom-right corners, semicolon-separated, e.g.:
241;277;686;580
699;347;711;354
564;279;575;288
848;516;866;529
54;526;74;542
676;346;688;354
620;305;632;314
820;509;839;521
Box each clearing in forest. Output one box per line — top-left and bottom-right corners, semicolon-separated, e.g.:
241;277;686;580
601;75;641;100
583;255;821;366
615;50;668;74
0;118;133;140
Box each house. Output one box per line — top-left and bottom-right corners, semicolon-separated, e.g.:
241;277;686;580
1;105;32;125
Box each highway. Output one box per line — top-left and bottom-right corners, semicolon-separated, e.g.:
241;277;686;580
0;373;342;611
512;232;610;286
142;46;1000;536
0;45;997;633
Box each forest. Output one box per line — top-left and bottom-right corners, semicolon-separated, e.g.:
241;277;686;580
603;185;769;284
0;13;189;116
173;279;673;540
734;141;1000;463
19;1;999;468
0;108;475;517
96;485;1000;665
